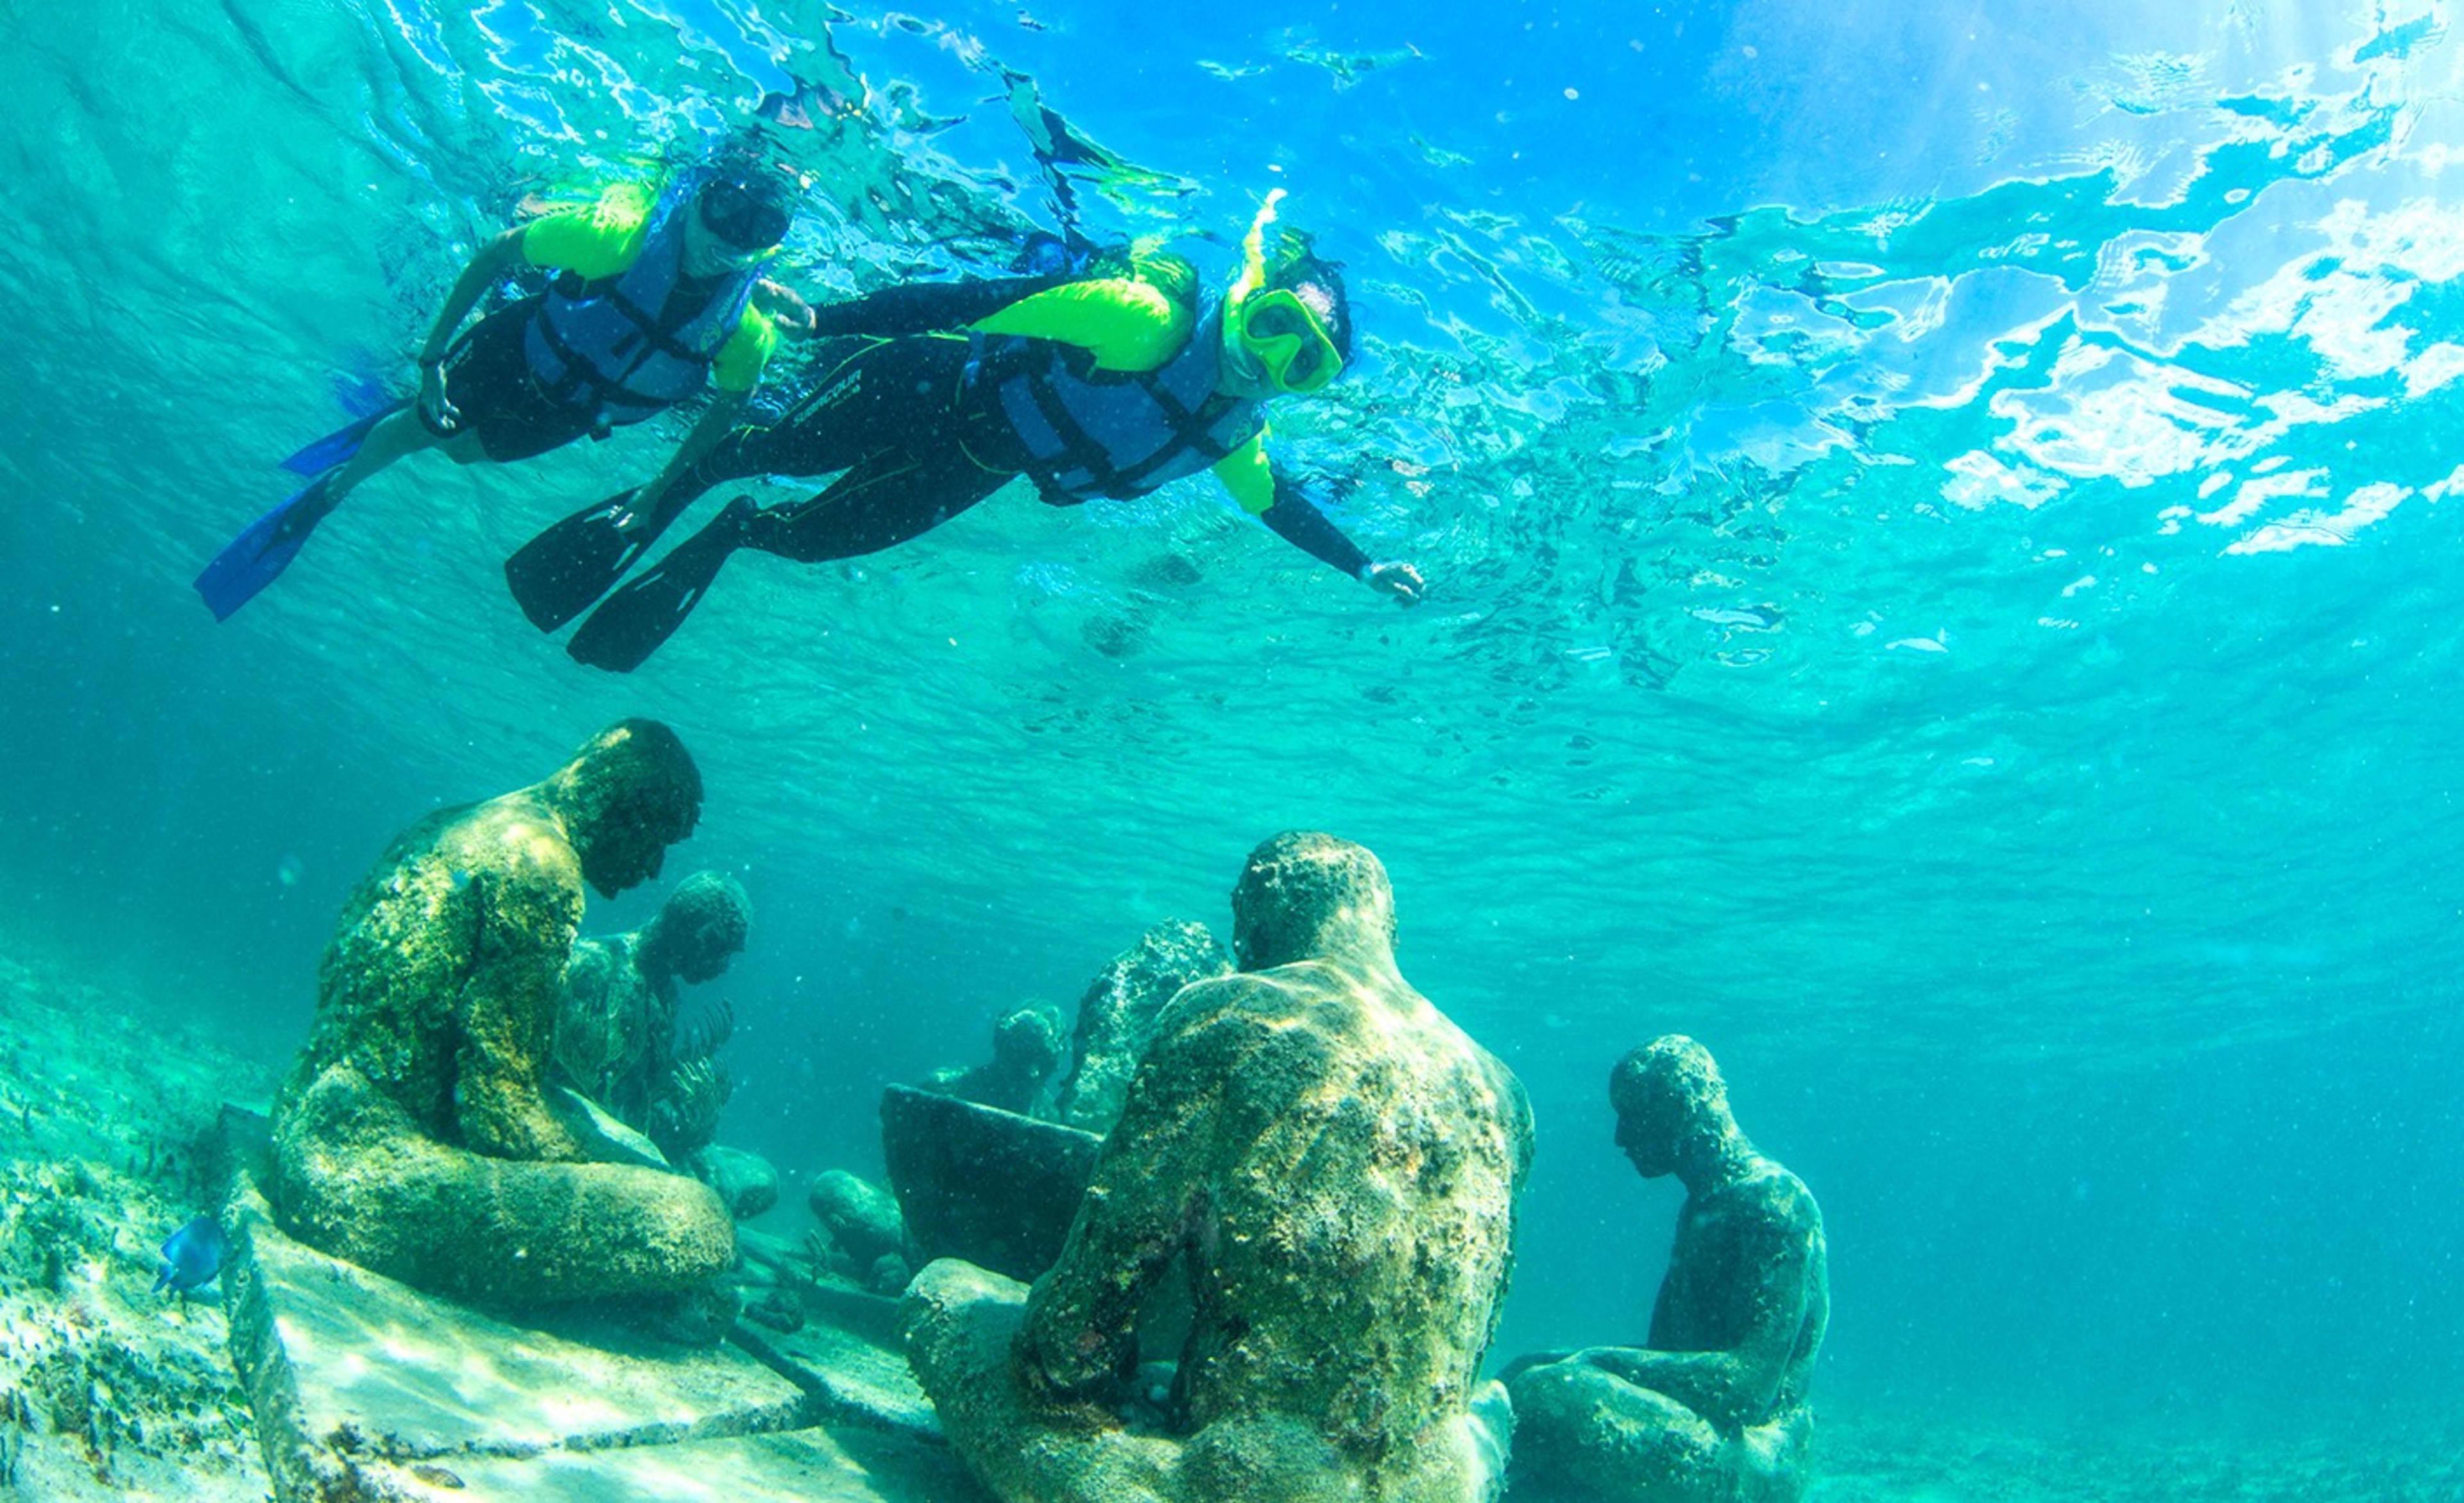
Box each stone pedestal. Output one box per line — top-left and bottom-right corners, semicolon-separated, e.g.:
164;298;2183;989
217;1108;989;1502
878;1085;1101;1284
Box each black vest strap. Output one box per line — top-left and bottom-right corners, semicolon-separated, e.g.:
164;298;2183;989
1015;343;1244;500
532;275;723;411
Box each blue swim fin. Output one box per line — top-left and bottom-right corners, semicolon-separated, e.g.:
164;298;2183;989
279;400;406;477
194;477;340;622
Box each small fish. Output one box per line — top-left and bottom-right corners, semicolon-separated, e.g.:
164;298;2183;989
155;1214;228;1295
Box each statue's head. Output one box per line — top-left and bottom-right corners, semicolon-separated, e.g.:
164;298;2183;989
991;1005;1065;1080
1609;1034;1731;1180
543;720;703;898
1229;831;1398;972
647;870;753;983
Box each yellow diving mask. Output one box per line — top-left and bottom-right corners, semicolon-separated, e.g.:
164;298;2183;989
1231;187;1345;396
1238;289;1342;395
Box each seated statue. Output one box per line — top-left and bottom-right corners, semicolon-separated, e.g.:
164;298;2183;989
923;1002;1065;1116
905;831;1532;1503
1503;1037;1830;1503
551;869;753;1160
269;720;737;1307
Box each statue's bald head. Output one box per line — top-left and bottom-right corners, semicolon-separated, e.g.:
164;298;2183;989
543;720;703;898
1610;1035;1733;1179
1229;831;1398;971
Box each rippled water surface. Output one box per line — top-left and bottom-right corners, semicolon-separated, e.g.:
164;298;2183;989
3;0;2460;1452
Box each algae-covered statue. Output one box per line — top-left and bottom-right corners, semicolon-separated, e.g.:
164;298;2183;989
1052;918;1230;1134
922;1002;1065;1116
905;831;1532;1503
1503;1036;1829;1503
269;720;736;1307
551;869;751;1158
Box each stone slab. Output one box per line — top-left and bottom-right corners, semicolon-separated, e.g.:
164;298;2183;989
331;1425;993;1502
732;1282;940;1441
218;1108;989;1501
878;1084;1101;1282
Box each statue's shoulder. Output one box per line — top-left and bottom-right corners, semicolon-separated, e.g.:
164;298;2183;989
1142;969;1358;1095
440;792;582;888
1736;1160;1824;1237
1149;972;1296;1053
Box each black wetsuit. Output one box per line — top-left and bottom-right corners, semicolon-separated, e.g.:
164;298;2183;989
542;271;1382;670
657;277;1374;575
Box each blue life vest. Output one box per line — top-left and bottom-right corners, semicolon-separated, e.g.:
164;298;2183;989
982;296;1260;504
522;177;766;427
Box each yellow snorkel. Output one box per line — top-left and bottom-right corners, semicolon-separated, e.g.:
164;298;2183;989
1231;187;1288;308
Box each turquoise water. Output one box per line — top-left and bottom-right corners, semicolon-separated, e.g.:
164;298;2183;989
3;0;2460;1470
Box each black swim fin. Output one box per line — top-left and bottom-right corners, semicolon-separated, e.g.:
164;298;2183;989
565;498;757;673
503;489;684;633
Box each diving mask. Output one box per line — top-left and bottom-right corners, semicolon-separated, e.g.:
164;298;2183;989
698;176;792;257
1236;287;1342;396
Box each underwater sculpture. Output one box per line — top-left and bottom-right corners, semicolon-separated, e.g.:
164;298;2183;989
922;1002;1066;1115
1052;917;1231;1133
551;868;753;1176
904;831;1532;1503
1503;1036;1830;1503
807;1167;913;1291
268;720;737;1306
880;924;1230;1281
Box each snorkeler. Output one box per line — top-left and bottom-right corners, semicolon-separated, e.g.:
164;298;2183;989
504;190;1426;672
194;155;806;620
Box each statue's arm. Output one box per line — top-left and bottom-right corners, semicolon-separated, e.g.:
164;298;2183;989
549;938;619;1090
454;845;588;1161
1017;987;1270;1398
1588;1184;1820;1429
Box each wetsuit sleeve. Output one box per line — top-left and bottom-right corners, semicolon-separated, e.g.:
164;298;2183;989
971;278;1188;373
709;305;779;393
518;182;655;281
805;273;1074;337
1252;459;1374;579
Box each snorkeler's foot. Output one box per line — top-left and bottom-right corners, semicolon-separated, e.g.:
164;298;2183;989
504;488;672;632
565;497;756;673
279;399;409;476
194;475;343;621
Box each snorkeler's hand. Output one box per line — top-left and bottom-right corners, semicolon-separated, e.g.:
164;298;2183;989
1362;560;1426;606
753;278;820;337
417;362;461;434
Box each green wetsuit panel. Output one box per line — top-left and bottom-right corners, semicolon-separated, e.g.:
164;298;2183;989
970;278;1189;373
1211;432;1275;514
970;273;1278;511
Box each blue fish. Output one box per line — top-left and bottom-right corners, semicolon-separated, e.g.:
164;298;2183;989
155;1214;228;1295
